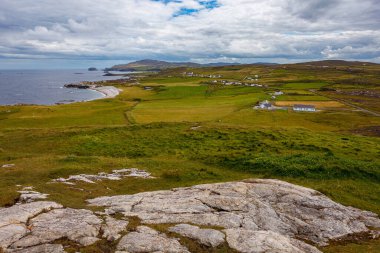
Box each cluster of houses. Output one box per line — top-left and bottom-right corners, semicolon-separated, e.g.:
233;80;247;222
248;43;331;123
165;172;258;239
293;104;316;112
182;72;222;78
255;100;316;112
271;90;284;99
182;72;266;88
210;79;264;87
245;75;259;82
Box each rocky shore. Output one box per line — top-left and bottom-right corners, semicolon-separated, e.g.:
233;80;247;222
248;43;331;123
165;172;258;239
64;82;120;99
1;179;379;253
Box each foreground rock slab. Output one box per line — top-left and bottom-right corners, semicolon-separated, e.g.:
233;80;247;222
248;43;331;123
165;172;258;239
0;202;62;249
7;244;65;253
89;179;380;250
224;229;321;253
2;179;380;253
117;226;189;253
169;224;225;247
11;208;102;249
101;216;129;241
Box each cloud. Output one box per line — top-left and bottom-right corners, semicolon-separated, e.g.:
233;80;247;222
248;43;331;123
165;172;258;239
0;0;379;67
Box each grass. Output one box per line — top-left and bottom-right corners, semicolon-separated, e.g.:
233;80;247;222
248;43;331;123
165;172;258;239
131;85;267;123
274;101;346;109
0;61;379;252
322;239;380;253
281;82;329;89
277;94;330;101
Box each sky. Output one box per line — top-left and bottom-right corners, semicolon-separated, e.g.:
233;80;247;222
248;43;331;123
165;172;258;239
0;0;379;69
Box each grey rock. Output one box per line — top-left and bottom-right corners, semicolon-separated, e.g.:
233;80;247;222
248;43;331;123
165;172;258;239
1;164;15;168
0;201;62;227
225;229;321;253
0;202;62;249
17;191;48;203
169;224;225;247
89;179;380;248
117;226;189;253
101;216;129;241
2;179;380;253
6;244;65;253
0;225;28;250
11;208;102;249
53;168;154;185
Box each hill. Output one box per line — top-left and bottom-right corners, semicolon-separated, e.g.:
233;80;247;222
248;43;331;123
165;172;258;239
293;60;378;67
106;59;201;71
107;59;380;72
106;59;277;71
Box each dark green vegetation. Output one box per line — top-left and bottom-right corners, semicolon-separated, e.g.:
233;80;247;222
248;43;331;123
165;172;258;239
0;60;379;252
107;59;201;71
106;59;241;71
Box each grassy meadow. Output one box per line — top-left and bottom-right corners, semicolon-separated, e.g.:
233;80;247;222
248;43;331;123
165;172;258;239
0;61;379;252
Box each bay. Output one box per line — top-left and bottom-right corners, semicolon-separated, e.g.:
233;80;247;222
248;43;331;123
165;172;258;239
0;69;125;105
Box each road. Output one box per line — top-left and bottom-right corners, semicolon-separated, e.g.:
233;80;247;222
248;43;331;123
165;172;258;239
309;89;380;117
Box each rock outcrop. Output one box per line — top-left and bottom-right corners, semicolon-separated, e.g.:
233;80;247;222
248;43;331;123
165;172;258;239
224;229;321;253
53;168;154;185
116;226;189;253
1;179;380;253
89;179;380;251
1;164;15;168
10;208;102;249
0;202;62;249
101;217;129;241
169;224;225;247
17;190;48;203
7;244;65;253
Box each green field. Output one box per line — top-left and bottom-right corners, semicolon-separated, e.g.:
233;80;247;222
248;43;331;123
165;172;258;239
0;61;379;252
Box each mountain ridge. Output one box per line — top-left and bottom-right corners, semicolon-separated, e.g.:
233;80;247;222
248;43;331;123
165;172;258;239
105;59;378;71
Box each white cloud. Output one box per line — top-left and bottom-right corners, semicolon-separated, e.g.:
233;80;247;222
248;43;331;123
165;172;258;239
0;0;379;66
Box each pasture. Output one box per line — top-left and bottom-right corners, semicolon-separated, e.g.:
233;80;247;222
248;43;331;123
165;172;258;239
0;61;379;252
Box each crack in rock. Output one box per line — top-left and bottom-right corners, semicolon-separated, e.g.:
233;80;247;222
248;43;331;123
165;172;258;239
10;208;102;249
101;217;129;241
0;202;62;249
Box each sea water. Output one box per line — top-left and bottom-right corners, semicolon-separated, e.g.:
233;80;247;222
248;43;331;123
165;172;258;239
0;69;124;105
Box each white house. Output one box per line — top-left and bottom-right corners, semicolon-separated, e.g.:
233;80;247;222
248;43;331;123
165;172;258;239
258;100;272;109
274;91;284;96
293;104;316;112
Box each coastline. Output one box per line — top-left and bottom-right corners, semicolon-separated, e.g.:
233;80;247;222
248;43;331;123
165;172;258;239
0;85;121;106
0;69;126;106
89;86;121;99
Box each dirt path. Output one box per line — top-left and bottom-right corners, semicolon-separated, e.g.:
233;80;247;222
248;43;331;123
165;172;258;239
124;101;139;124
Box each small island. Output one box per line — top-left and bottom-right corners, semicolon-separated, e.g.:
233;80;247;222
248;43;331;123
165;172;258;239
88;67;98;71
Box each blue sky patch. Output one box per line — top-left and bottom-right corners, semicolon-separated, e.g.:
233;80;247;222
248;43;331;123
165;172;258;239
153;0;220;17
173;8;200;17
199;0;220;9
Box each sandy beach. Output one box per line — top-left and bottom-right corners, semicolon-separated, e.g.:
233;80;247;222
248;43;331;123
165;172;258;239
91;86;121;99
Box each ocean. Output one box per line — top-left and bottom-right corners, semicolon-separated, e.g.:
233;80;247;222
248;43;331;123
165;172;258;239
0;69;124;105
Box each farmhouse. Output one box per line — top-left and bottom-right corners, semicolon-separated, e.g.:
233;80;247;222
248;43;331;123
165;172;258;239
258;100;272;109
293;104;316;112
274;91;284;96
